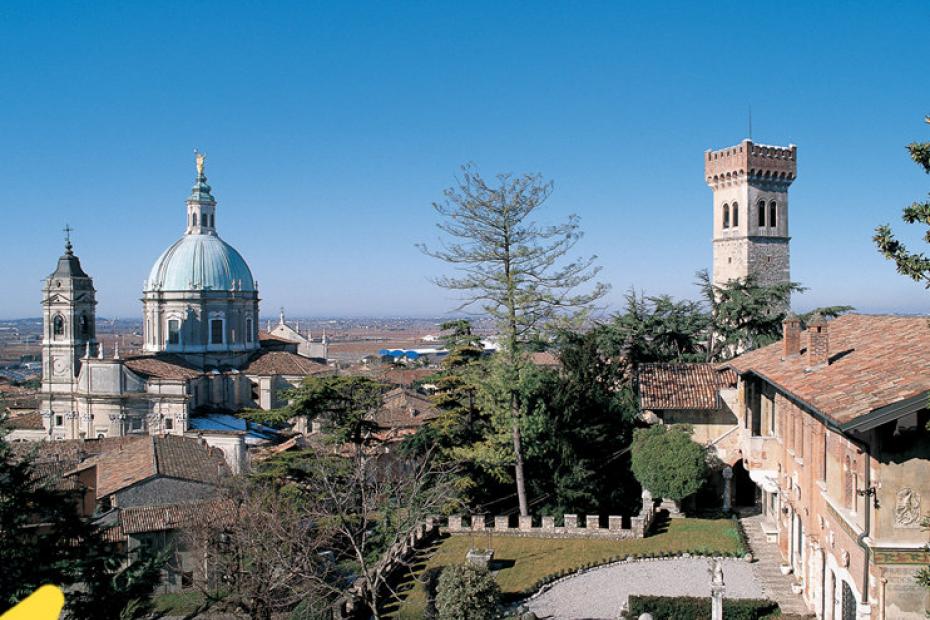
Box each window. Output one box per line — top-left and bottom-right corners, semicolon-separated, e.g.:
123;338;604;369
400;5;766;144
722;203;730;228
192;213;198;227
758;200;766;227
130;418;143;431
55;415;63;426
167;319;181;345
211;319;224;344
53;315;64;337
769;201;777;227
732;202;739;227
164;417;174;431
79;314;89;338
246;318;253;343
96;433;105;439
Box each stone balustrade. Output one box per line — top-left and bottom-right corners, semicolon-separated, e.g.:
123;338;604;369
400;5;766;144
445;509;653;540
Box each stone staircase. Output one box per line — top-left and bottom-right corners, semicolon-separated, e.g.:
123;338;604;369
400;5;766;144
739;512;814;617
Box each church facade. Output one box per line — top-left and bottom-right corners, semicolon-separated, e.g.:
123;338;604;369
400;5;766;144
37;155;328;443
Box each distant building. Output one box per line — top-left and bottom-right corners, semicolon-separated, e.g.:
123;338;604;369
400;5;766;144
267;308;328;361
32;155;328;450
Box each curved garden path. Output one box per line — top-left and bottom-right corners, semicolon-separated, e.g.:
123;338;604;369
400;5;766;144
524;557;764;619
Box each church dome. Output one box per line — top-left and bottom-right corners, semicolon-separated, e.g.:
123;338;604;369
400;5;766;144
145;233;255;292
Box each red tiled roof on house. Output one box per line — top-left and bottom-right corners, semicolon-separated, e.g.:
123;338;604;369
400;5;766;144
76;434;228;499
119;498;235;534
529;351;561;368
7;410;43;430
242;350;330;376
638;363;738;410
372;387;440;430
724;314;930;426
123;354;202;380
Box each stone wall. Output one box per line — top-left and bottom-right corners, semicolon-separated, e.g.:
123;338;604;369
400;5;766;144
446;507;654;540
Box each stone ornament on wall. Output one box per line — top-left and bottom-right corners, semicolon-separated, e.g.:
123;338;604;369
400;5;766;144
894;488;921;528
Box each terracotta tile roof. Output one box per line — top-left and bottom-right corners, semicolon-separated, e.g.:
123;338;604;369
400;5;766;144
258;330;295;344
364;367;436;387
242;350;330;376
638;363;738;410
371;387;440;430
529;351;561;368
80;435;228;498
724;314;930;425
7;410;43;430
11;436;141;462
123;354;202;380
119;499;235;534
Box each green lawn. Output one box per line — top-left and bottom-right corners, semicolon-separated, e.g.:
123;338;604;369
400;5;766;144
385;517;744;619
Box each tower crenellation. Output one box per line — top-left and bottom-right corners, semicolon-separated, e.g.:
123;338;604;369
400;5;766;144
706;139;797;297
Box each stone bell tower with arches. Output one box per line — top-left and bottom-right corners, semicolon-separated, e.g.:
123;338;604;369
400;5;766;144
705;139;797;291
41;228;98;410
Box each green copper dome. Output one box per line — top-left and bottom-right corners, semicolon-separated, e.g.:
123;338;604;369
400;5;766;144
145;232;255;292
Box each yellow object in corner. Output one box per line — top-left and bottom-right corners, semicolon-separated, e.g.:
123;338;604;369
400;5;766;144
0;585;65;619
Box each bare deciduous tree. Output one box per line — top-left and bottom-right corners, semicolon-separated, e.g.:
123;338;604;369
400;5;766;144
188;448;458;619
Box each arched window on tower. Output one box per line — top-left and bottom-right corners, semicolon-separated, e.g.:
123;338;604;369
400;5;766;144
758;200;766;227
79;314;89;338
769;201;777;227
53;315;64;337
246;318;253;343
192;213;198;227
732;202;739;227
722;203;730;228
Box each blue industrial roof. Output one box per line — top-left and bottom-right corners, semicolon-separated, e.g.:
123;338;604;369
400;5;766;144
188;413;279;441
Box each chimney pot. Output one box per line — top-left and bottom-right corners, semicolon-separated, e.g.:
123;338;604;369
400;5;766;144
806;313;830;367
782;313;801;358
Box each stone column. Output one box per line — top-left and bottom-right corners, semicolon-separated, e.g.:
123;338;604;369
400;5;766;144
710;559;725;620
722;465;733;513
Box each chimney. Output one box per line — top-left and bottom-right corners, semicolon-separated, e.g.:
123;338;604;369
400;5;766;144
806;313;830;367
782;313;801;358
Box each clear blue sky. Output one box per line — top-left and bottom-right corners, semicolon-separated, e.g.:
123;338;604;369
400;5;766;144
2;1;930;319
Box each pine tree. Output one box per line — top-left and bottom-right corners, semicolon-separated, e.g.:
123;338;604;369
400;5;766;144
0;419;163;618
419;165;608;516
874;116;930;284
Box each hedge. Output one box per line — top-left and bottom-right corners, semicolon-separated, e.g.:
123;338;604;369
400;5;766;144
627;595;779;620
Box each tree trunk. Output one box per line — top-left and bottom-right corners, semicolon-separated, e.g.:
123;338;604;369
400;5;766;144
511;395;529;517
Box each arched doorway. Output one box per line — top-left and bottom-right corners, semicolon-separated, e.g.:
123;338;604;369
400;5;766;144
731;459;757;507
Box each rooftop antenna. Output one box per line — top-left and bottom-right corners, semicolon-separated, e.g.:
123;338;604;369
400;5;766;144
748;104;753;141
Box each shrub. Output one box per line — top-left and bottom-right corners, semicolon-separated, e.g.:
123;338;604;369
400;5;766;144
435;564;501;620
631;425;708;502
627;595;778;620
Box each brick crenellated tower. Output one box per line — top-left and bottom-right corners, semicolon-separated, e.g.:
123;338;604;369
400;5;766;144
705;139;797;292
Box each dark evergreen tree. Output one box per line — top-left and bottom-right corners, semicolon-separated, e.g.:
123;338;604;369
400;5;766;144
0;418;163;619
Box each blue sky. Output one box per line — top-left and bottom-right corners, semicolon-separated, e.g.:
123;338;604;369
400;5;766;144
2;1;930;319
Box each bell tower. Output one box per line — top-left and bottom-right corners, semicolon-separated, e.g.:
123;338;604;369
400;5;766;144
705;140;797;290
41;229;98;395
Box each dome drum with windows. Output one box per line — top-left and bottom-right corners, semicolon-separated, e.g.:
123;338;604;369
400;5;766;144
142;154;260;364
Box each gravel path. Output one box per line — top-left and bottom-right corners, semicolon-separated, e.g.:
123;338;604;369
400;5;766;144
525;557;765;619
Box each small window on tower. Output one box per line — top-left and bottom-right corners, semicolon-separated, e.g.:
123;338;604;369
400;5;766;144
732;202;739;227
758;200;766;227
722;203;730;228
55;415;63;427
211;319;224;344
167;319;181;345
246;318;253;343
79;314;89;338
192;213;198;227
53;315;65;337
164;417;174;431
769;201;777;227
